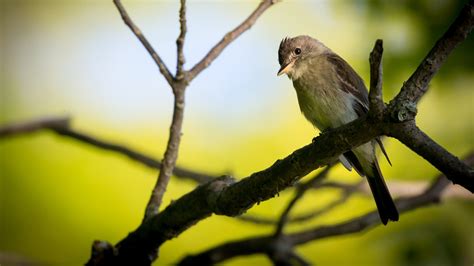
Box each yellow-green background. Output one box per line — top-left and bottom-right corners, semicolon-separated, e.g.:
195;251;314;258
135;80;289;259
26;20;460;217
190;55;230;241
1;0;473;265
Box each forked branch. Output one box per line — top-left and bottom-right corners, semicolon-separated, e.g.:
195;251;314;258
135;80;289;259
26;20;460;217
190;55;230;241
113;0;174;87
187;0;278;82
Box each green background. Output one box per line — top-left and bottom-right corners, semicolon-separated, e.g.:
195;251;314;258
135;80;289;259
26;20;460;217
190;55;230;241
1;0;473;265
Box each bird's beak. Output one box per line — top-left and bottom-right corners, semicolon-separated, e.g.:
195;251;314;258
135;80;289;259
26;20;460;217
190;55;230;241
277;61;294;76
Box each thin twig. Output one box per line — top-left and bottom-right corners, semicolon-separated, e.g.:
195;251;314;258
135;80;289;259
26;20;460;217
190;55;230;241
186;0;277;82
268;248;310;266
368;39;384;118
113;0;174;87
274;164;333;236
176;0;187;80
0;117;216;183
287;181;362;223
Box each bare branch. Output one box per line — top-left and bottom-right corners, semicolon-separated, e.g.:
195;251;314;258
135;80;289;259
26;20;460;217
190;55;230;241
178;153;474;264
95;115;381;264
145;90;186;220
237;178;473;226
178;236;270;266
113;0;174;87
368;39;385;118
187;0;278;82
0;116;70;136
0;117;217;183
274;164;333;236
288;181;361;222
96;176;235;265
388;121;474;192
286;176;457;246
89;110;473;263
176;0;187;79
388;2;473;122
269;250;310;266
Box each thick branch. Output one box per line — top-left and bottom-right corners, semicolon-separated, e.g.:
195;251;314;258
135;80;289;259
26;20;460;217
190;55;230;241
187;0;277;82
83;116;377;264
92;114;387;264
236;177;473;226
179;154;473;265
388;2;473;121
388;121;474;192
0;117;216;184
113;0;174;87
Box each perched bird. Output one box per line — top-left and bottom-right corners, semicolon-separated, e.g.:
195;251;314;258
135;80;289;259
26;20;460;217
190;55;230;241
277;35;399;224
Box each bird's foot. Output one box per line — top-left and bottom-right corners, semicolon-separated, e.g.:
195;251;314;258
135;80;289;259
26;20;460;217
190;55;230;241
313;128;333;142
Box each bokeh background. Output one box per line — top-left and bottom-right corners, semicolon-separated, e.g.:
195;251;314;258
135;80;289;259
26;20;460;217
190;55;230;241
1;0;473;265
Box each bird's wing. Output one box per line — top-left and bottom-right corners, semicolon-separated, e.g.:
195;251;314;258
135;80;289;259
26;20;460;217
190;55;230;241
325;53;369;117
325;53;391;166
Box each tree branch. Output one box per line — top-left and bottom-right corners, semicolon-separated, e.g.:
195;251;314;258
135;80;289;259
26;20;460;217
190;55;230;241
113;0;175;87
88;84;473;263
186;0;277;82
235;177;472;226
144;89;186;220
90;114;383;264
0;117;217;184
178;153;474;265
368;39;385;118
138;0;278;221
388;121;474;191
46;0;472;264
176;0;187;79
0;116;70;136
274;164;334;236
388;1;473;122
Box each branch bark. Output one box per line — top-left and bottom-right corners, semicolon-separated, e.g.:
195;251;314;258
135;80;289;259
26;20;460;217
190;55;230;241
178;153;473;265
113;0;174;87
176;0;187;79
388;121;474;191
274;164;334;236
144;89;186;220
368;39;385;118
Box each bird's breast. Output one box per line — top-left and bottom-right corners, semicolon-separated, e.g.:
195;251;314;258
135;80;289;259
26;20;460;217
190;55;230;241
292;75;357;131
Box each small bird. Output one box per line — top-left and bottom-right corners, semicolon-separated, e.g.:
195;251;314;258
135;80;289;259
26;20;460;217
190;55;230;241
277;35;399;224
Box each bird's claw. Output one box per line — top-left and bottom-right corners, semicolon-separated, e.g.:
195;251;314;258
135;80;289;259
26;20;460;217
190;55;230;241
313;128;333;142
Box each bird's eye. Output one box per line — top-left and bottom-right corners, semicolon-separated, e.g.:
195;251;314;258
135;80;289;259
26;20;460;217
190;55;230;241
294;48;301;55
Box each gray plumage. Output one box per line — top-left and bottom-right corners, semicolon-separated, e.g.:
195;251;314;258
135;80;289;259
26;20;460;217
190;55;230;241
278;35;398;224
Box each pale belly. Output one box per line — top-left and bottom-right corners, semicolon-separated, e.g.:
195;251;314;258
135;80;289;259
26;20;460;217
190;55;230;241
294;81;358;131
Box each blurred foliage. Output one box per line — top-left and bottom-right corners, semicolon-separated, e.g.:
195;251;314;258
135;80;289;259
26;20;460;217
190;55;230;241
373;0;473;80
1;0;473;265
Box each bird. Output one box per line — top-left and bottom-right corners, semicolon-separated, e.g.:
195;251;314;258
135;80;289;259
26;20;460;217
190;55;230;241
277;35;399;225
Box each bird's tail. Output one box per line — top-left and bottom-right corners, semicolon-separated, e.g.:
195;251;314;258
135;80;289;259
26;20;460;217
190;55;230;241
366;160;399;225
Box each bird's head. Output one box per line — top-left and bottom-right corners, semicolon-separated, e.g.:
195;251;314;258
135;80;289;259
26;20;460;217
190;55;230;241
277;35;329;78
